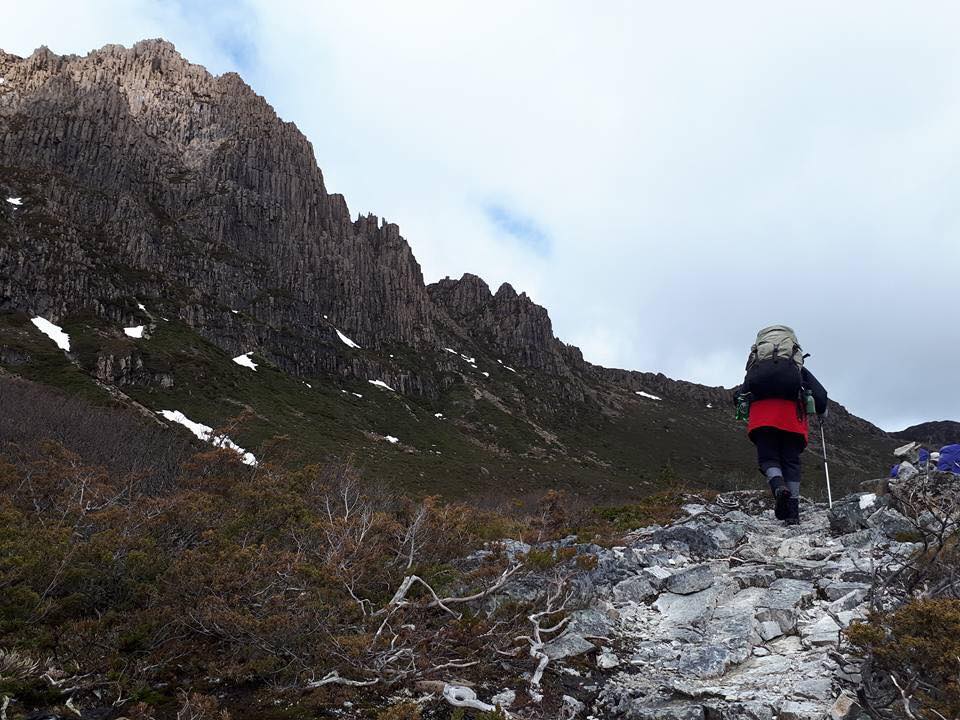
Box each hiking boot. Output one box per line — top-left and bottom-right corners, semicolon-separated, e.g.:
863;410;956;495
773;486;791;521
784;497;800;526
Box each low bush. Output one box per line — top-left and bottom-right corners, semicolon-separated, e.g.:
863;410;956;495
0;437;689;718
848;599;960;719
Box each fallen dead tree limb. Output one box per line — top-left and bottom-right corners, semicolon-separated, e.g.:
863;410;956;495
376;563;523;620
515;575;571;703
305;670;379;688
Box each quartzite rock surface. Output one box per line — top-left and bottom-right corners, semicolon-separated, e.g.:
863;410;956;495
494;490;924;720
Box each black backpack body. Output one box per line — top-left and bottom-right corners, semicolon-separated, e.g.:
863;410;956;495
742;325;805;401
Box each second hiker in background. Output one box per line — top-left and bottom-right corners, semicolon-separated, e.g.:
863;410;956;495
735;325;828;526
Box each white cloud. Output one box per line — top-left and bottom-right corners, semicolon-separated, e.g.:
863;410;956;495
4;2;960;431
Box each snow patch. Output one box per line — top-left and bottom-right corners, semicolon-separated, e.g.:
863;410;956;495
859;493;877;510
368;380;394;391
336;329;361;349
434;413;444;419
31;317;70;351
6;197;22;206
482;371;490;377
137;302;147;312
384;435;400;444
635;391;662;401
233;352;258;371
157;410;257;466
445;348;481;366
353;393;363;398
231;309;239;314
303;381;312;388
124;326;145;339
706;403;713;409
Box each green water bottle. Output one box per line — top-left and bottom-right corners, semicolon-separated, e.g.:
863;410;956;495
804;389;816;415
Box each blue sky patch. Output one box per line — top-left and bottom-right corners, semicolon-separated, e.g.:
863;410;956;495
483;203;551;256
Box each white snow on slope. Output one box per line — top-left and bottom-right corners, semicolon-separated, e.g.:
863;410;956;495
137;302;146;312
31;317;70;351
482;371;490;377
859;493;877;510
233;352;258;371
336;329;361;349
635;391;662;401
124;326;145;339
384;435;399;444
445;348;478;366
369;379;394;391
157;410;257;466
6;197;22;206
434;412;444;418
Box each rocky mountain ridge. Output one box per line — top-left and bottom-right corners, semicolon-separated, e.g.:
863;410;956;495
893;420;960;448
0;40;894;494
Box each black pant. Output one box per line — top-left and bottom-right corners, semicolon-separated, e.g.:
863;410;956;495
750;427;805;489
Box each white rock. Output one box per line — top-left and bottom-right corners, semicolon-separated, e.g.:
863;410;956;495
490;688;515;708
779;700;823;720
801;614;841;647
597;647;620;669
758;620;783;642
561;695;586;718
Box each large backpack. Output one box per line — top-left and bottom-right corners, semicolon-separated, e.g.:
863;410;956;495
743;325;806;401
746;325;805;371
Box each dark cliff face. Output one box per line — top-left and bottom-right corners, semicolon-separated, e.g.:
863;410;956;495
0;40;435;380
428;273;584;376
0;40;894;482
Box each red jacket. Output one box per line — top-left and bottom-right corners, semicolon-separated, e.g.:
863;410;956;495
747;398;809;444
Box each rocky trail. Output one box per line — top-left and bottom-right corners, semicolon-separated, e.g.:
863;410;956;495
454;487;926;720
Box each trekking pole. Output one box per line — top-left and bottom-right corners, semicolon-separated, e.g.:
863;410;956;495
819;418;833;508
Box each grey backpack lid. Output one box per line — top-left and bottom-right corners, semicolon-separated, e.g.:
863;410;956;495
748;325;804;368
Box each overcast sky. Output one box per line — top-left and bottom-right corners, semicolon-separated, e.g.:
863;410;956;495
4;1;959;431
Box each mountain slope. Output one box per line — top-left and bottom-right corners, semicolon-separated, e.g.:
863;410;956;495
893;420;960;448
0;40;895;500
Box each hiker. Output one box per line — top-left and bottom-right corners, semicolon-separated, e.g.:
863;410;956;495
735;325;828;525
